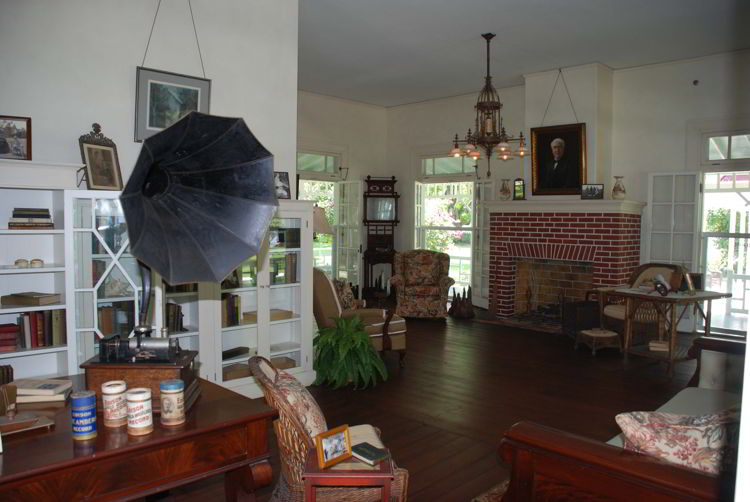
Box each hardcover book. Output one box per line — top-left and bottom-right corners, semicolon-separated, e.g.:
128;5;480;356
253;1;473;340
16;388;72;403
351;442;390;466
1;292;61;307
13;378;73;396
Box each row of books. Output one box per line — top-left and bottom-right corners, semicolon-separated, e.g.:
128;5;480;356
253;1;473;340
0;310;67;351
221;293;243;328
269;252;298;285
8;207;54;230
98;303;135;337
13;377;72;403
165;302;187;333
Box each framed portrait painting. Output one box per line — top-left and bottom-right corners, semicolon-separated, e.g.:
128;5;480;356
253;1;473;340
315;424;352;469
274;171;291;199
79;124;123;190
0;115;31;160
531;123;586;196
135;67;211;142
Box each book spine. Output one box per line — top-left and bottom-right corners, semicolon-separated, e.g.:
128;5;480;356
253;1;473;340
29;312;38;348
8;217;53;223
44;310;52;346
36;311;44;347
23;313;31;349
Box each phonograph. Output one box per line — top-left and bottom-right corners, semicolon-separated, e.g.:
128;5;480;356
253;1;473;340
81;112;278;412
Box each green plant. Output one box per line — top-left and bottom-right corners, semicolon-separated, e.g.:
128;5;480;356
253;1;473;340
313;316;388;389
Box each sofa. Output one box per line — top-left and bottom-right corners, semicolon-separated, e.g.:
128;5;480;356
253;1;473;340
390;249;454;318
498;336;745;501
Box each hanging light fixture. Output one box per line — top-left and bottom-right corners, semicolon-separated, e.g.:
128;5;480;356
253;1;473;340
450;33;526;177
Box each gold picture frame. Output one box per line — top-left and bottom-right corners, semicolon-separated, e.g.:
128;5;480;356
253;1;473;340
315;424;352;469
78;123;123;191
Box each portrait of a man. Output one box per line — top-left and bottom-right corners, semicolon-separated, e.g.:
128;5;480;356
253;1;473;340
531;123;586;195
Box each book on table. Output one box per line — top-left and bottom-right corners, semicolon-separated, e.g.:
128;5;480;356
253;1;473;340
16;388;72;403
351;442;390;466
1;292;62;307
12;377;73;396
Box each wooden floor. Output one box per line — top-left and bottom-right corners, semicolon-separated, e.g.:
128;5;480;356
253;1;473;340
170;317;695;502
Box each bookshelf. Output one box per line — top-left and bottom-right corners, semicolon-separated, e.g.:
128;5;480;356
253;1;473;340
201;201;315;398
0;159;80;378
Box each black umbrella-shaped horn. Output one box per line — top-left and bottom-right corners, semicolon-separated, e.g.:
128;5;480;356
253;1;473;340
121;112;278;285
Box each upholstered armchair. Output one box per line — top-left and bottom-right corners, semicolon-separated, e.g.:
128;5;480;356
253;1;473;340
390;250;454;318
313;268;406;365
249;356;409;501
587;263;685;343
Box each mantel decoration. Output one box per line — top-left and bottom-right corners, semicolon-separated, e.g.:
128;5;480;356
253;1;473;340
449;33;527;178
78;123;123;190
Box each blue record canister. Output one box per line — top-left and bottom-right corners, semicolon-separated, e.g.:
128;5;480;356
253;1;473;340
71;390;97;440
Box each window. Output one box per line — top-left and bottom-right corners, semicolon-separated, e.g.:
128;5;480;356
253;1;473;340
298;180;335;277
297;153;339;174
706;132;750;161
422;156;475;176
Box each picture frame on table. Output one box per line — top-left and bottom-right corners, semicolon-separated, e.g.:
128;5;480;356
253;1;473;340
0;115;31;160
580;184;604;200
78;123;123;191
274;171;291;199
135;67;211;142
315;424;352;469
531;122;587;196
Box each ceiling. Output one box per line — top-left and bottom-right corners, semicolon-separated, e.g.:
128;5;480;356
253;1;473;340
298;0;750;107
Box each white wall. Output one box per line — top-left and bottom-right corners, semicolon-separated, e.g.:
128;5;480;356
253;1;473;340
297;91;388;181
613;51;750;202
0;0;299;192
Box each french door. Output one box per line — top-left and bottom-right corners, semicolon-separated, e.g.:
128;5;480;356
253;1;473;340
334;180;363;289
471;180;495;309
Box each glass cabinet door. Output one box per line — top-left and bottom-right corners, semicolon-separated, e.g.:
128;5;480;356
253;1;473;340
71;194;146;365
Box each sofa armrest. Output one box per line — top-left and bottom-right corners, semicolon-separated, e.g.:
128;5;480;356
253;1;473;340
687;336;746;389
439;276;455;290
499;421;724;501
340;308;385;320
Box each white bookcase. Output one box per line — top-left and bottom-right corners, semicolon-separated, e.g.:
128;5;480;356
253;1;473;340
0;159;80;378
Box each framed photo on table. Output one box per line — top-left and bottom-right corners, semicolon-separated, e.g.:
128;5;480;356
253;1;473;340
315;424;352;468
78;124;123;190
135;67;211;142
531;123;586;196
580;184;603;200
0;115;31;160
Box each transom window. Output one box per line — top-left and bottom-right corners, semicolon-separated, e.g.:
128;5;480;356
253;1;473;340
706;132;750;161
422;156;475;176
297;152;339;174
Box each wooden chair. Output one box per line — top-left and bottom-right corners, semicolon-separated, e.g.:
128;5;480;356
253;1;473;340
248;356;409;502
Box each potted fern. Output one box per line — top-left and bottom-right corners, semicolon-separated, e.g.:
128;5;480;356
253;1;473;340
313;315;388;389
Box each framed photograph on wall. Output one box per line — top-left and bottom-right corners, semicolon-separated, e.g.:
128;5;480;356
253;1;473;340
135;67;211;142
79;123;123;190
315;424;352;469
0;115;31;160
274;171;291;199
531;123;587;196
580;184;604;200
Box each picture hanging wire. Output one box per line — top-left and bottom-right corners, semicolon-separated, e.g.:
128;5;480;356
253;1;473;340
540;68;579;126
141;0;207;79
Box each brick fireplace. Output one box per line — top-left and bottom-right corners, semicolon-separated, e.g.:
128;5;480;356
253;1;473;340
487;200;645;318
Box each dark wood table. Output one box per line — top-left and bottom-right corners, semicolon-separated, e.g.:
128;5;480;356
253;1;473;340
302;450;393;502
0;376;276;501
610;288;732;374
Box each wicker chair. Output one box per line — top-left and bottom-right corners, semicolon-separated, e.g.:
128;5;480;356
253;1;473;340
248;356;409;501
587;263;686;343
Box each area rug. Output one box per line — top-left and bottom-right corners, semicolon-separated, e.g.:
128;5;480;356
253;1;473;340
471;479;509;502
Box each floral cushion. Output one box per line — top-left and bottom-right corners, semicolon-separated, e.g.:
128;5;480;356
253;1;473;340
403;251;440;286
615;406;740;475
275;370;327;438
332;279;355;310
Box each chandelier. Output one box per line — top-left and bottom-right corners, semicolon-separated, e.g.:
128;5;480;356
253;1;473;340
450;33;526;177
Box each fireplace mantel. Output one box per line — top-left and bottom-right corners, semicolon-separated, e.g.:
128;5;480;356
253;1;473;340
485;199;646;215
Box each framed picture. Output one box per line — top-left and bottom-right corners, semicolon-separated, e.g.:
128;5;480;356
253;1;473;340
0;115;31;160
513;178;525;200
274;171;291;199
135;67;211;142
531;123;587;196
581;184;604;200
315;424;352;469
78;124;123;190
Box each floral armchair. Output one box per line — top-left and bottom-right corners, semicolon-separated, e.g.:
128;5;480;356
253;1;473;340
390;250;454;318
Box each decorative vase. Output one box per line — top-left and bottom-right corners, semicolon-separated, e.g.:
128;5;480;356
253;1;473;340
612;176;626;200
499;179;512;200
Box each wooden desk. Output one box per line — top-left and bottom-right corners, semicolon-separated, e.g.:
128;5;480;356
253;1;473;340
303;450;393;502
610;288;731;374
0;376;276;502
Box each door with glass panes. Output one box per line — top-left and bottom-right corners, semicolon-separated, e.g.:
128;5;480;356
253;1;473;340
334;181;363;289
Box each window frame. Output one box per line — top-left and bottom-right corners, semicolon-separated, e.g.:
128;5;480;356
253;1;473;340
296;149;343;182
702;129;750;166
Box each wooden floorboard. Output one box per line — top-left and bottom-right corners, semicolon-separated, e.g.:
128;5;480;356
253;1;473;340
169;317;694;502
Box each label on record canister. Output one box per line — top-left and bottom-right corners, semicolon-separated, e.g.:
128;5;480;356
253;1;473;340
71;390;97;440
127;388;153;436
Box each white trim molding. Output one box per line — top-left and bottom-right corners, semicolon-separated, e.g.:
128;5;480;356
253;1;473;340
484;199;645;215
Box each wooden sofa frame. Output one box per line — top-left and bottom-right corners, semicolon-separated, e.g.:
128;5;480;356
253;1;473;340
498;336;745;501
